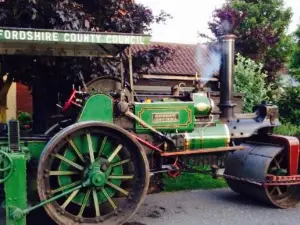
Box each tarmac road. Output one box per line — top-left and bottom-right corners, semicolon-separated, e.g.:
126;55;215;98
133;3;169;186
125;188;300;225
1;188;300;225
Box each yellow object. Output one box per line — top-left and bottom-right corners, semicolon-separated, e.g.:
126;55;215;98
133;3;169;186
145;98;151;103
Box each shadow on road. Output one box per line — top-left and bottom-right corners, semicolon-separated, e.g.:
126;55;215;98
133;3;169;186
213;190;272;209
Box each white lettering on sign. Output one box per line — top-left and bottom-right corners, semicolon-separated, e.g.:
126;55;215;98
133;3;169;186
19;31;26;40
27;31;33;40
152;112;179;123
106;35;112;43
45;32;51;41
53;32;58;42
0;29;150;45
83;34;89;42
131;36;135;44
4;30;10;39
124;36;130;44
64;33;70;42
96;35;101;42
34;32;41;41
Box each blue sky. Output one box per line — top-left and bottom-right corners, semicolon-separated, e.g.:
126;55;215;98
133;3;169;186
136;0;300;44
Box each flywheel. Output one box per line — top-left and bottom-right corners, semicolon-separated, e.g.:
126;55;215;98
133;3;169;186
37;121;150;225
84;76;133;101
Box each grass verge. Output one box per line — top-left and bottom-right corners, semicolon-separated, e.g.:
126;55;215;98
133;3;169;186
162;171;228;192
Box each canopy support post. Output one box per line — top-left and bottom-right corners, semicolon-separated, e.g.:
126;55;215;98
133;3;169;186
119;52;125;101
128;46;134;102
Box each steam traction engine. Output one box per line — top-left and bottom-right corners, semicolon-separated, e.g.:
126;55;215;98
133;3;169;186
0;27;300;225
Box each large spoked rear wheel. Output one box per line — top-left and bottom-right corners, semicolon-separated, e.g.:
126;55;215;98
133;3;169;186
37;121;150;225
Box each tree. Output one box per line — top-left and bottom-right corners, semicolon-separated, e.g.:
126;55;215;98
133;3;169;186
289;25;300;80
0;0;174;129
234;53;269;112
199;0;293;81
277;85;300;125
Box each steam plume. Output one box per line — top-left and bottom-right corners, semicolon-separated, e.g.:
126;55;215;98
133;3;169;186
196;43;222;85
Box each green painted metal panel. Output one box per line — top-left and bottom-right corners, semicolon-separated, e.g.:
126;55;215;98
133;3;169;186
184;122;230;149
4;153;27;225
25;141;47;160
0;139;48;160
134;102;194;133
0;27;151;45
77;94;113;123
191;93;214;117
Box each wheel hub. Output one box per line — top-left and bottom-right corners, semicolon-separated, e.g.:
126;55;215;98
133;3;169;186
85;158;112;187
90;172;106;187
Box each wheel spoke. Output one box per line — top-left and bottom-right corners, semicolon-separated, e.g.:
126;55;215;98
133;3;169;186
68;139;86;163
274;159;281;169
49;171;79;176
111;158;131;167
106;181;129;196
277;157;283;165
97;136;107;158
276;187;283;196
101;187;117;210
61;189;80;209
108;175;134;180
108;144;122;162
269;187;276;195
78;190;91;217
51;180;82;195
54;154;84;171
92;190;100;217
86;133;95;163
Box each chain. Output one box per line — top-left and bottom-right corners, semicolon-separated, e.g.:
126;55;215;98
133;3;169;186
222;174;300;186
178;161;300;187
222;174;264;186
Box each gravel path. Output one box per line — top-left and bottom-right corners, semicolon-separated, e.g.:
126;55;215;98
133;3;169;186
125;188;300;225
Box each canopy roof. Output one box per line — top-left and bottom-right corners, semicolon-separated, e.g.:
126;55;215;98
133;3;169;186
0;27;151;57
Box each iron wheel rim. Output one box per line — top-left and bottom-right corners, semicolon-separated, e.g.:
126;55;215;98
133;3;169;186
37;121;149;225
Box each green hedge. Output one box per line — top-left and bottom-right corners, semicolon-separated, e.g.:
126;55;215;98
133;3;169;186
274;123;300;137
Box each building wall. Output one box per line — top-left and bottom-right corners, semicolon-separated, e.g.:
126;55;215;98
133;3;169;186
16;83;32;114
6;82;16;121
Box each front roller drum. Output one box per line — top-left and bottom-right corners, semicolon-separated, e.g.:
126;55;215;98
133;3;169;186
37;121;150;225
224;143;300;208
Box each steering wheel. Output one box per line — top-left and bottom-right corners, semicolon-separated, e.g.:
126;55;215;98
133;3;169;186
62;89;77;112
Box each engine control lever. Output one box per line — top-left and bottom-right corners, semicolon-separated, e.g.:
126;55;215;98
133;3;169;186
56;104;63;109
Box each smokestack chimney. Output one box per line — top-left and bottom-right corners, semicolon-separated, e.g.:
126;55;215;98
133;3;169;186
218;34;236;121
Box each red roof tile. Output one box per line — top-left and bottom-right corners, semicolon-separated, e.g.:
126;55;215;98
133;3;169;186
131;42;219;77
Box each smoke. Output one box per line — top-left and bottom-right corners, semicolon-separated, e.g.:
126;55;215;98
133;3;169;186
196;43;222;85
220;20;233;35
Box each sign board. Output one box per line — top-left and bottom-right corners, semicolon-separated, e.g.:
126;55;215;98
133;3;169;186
152;112;180;123
0;28;151;45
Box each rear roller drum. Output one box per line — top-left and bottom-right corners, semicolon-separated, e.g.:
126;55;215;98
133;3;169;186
37;121;150;225
224;143;300;208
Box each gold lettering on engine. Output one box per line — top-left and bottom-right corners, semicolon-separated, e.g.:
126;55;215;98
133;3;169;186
152;112;179;123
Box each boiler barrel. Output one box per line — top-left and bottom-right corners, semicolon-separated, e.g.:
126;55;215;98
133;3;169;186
184;123;230;150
